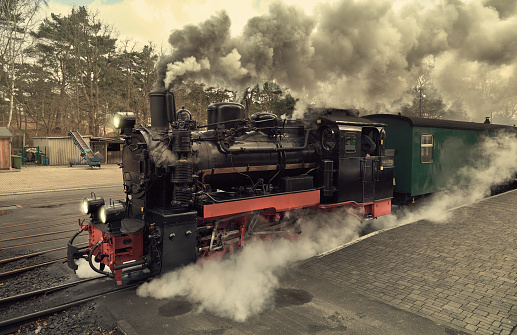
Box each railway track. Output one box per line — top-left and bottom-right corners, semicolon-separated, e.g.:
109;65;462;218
17;191;124;208
0;277;102;304
0;279;138;335
0;188;123;209
0;185;127;333
0;237;88;278
0;244;87;265
0;236;78;251
0;215;84;230
0;257;67;278
0;229;79;243
0;214;85;234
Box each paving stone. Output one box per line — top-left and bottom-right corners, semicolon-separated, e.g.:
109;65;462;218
299;189;517;335
464;324;478;332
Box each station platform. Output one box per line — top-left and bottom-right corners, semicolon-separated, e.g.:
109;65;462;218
99;189;517;335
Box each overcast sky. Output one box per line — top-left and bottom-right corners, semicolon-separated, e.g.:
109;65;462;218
44;0;320;47
44;0;432;47
41;0;517;123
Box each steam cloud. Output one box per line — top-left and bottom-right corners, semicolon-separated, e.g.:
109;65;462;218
370;132;517;231
137;209;363;322
136;132;516;321
75;258;106;278
137;0;517;321
155;0;517;123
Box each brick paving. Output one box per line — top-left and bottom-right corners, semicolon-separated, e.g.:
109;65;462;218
300;190;517;335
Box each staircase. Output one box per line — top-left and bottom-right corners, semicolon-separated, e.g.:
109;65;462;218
68;130;102;168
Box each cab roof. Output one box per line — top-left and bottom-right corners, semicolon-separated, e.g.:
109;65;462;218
311;108;386;127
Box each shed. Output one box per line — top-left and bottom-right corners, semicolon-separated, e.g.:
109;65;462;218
90;137;123;164
0;127;13;170
364;114;516;200
33;135;93;166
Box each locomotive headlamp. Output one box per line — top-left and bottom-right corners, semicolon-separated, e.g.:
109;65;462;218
99;202;125;224
113;112;136;130
81;195;104;215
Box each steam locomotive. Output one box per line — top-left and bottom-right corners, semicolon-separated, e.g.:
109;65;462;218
67;91;394;285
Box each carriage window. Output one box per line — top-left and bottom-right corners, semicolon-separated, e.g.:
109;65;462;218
421;134;434;163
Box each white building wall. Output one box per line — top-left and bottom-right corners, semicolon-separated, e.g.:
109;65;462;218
33;136;92;166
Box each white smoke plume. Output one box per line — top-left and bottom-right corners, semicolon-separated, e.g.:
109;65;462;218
74;258;107;278
164;57;210;89
137;209;363;321
155;0;517;123
370;132;517;231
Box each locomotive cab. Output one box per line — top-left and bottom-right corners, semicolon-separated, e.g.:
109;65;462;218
313;109;393;215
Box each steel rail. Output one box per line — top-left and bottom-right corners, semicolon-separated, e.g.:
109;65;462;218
0;277;103;304
0;235;87;251
0;215;84;230
17;192;124;207
1;219;87;235
0;284;138;332
0;258;66;278
0;229;77;243
1;221;77;235
0;243;88;264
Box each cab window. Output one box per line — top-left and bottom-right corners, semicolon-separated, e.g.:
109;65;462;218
344;133;357;153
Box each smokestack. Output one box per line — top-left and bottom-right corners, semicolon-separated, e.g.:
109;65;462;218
149;91;169;130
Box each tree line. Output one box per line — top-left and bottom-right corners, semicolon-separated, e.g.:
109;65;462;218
0;2;297;146
1;3;157;142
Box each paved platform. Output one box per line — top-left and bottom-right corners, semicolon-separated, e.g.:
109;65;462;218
0;164;122;196
99;190;517;335
301;190;517;335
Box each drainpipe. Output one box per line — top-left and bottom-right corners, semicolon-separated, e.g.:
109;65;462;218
9;138;12;170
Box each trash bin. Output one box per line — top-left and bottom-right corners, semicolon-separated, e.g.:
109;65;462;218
43;157;49;165
11;155;22;169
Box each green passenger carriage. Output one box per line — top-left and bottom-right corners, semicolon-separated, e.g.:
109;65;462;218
364;115;515;202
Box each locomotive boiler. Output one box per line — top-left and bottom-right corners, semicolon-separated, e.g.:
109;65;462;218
67;91;394;285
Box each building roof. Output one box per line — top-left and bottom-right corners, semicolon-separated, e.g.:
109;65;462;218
90;136;124;144
0;127;13;138
33;135;92;139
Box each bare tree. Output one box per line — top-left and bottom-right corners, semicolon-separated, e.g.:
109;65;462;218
0;0;46;129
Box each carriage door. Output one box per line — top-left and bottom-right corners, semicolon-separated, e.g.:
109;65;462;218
361;127;379;203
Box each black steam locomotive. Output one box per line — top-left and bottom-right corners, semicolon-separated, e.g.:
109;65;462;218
68;91;394;285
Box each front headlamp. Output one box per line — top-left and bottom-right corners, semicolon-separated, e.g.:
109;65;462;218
113;112;136;130
81;195;104;215
99;202;125;224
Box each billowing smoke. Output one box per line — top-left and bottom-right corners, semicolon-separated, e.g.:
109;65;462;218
137;209;363;321
74;258;106;278
370;132;517;231
155;0;517;123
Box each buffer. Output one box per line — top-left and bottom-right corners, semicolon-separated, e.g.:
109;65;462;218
68;130;102;168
